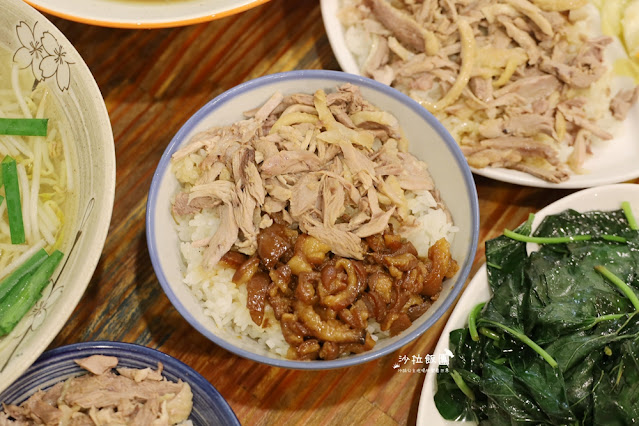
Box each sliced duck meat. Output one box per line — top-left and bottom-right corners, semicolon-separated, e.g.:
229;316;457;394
260;149;322;177
493;75;560;102
322;175;346;226
469;77;493;102
172;191;201;216
74;355;118;376
540;37;612;89
354;206;396;238
289;172;322;219
498;16;541;65
504;0;553;37
202;203;240;269
302;217;365;260
1;357;192;426
610;87;639;121
504;113;555;137
567;129;590;173
480;136;561;165
510;162;569;183
557;103;613;140
364;0;427;53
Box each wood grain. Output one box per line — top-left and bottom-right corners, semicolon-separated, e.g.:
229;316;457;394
40;1;639;425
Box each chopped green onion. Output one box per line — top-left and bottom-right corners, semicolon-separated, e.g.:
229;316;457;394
504;229;591;244
622;201;638;230
0;248;48;303
468;302;485;342
450;370;475;401
0;250;63;336
0;118;48;136
595;265;639;311
478;319;558;368
2;156;25;244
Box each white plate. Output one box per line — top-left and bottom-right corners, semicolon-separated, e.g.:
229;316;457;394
416;183;639;425
23;0;271;29
320;0;639;189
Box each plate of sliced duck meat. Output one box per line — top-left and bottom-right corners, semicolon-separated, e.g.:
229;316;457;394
322;0;639;188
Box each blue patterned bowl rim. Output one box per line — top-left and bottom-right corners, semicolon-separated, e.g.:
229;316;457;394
0;341;239;426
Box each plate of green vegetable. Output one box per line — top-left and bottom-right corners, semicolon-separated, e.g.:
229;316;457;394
418;183;639;425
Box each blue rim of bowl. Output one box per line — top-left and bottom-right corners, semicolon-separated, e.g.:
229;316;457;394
0;341;240;426
146;69;479;369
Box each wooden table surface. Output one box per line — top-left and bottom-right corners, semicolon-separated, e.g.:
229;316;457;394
39;1;637;425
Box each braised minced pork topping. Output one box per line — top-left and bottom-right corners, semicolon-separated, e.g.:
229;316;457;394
339;0;639;182
0;356;193;426
223;224;458;360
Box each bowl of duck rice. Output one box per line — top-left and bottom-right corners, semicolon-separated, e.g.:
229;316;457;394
146;70;478;369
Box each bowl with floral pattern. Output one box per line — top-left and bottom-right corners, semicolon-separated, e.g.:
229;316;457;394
0;0;115;393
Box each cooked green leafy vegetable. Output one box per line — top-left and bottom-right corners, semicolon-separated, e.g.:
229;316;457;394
435;205;639;425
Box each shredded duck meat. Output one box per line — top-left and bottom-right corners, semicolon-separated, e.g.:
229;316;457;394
171;84;445;269
0;356;193;426
338;0;639;182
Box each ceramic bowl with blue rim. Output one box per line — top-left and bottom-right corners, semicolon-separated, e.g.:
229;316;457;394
0;0;115;392
146;69;479;369
0;341;240;426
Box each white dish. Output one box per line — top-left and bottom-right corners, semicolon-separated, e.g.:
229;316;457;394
0;0;115;393
320;0;639;189
416;183;639;425
23;0;271;29
146;69;479;369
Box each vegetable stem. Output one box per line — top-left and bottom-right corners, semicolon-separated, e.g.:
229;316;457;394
0;118;48;136
622;201;638;230
486;261;502;270
468;302;485;342
601;235;627;243
478;319;558;368
586;313;626;329
595;265;639;311
2;156;25;244
616;362;624;387
503;229;591;244
479;327;500;341
450;370;475;401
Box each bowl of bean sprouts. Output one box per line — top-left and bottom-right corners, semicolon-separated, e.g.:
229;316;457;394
0;0;115;392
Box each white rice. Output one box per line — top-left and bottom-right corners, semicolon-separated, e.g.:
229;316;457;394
174;189;456;358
